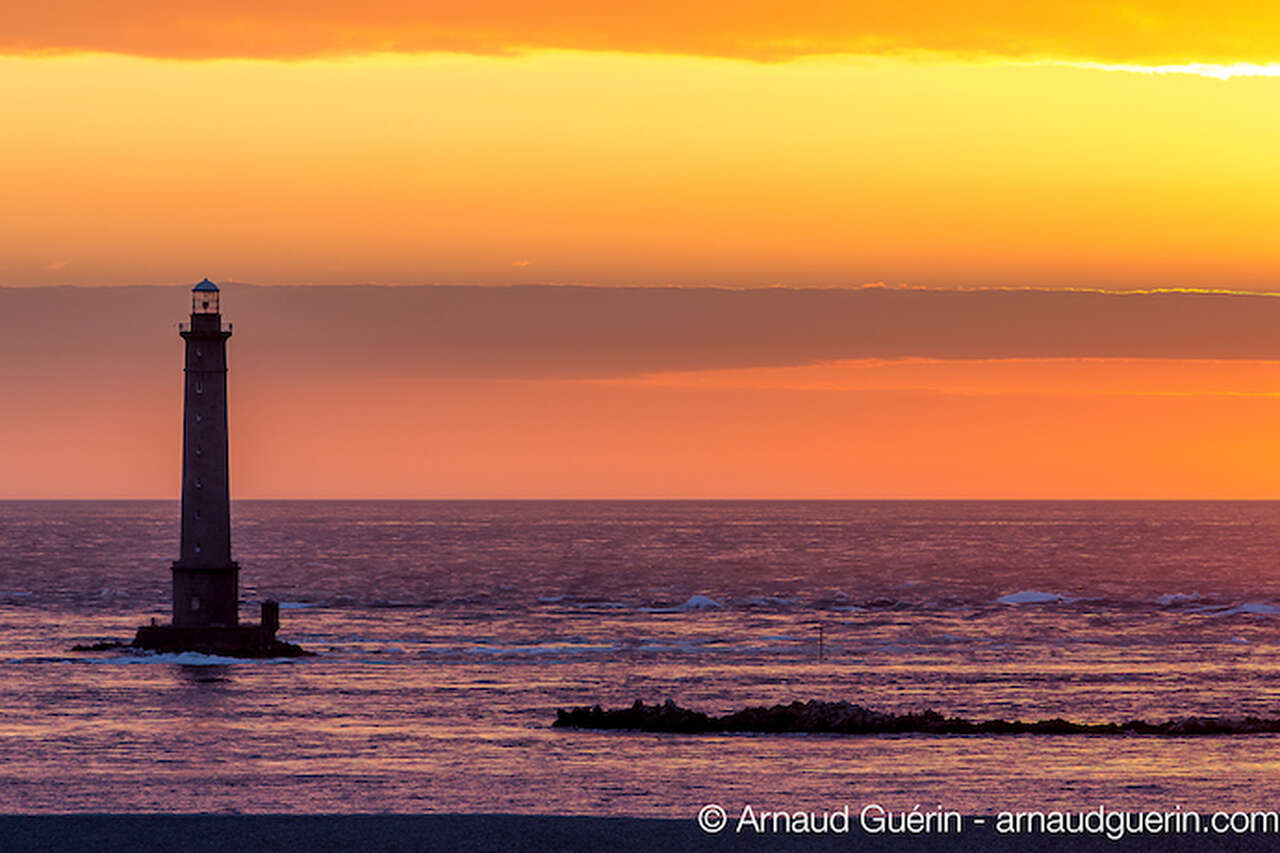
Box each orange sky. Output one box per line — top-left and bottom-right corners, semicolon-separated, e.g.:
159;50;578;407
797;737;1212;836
10;1;1280;63
4;6;1280;497
3;285;1280;498
10;347;1280;499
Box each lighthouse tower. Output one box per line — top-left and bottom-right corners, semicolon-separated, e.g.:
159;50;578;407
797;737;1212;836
133;280;301;656
172;279;239;627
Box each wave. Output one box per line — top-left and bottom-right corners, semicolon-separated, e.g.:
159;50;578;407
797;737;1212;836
742;595;804;609
552;598;634;610
1197;602;1280;616
25;588;1278;620
68;650;278;665
300;590;1280;617
996;590;1074;605
639;595;723;613
462;643;618;656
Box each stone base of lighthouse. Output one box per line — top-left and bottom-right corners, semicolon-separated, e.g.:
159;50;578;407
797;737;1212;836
132;621;304;657
171;562;241;628
133;568;308;657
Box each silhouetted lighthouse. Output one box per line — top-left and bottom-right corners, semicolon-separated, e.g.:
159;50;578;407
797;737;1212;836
134;280;301;656
172;279;238;627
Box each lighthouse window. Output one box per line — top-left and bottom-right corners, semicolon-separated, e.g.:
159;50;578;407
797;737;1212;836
195;414;202;423
191;597;201;611
195;479;202;490
194;544;201;553
195;382;204;394
196;348;202;357
195;447;202;457
194;509;201;520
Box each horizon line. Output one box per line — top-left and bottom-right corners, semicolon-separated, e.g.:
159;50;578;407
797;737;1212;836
8;496;1280;502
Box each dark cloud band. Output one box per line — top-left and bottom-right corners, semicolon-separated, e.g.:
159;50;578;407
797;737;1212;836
4;284;1280;380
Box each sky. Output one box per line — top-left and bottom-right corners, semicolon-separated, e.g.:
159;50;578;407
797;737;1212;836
4;4;1280;497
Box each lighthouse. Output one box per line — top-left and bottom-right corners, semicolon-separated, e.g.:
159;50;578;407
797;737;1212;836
172;279;238;627
134;280;302;656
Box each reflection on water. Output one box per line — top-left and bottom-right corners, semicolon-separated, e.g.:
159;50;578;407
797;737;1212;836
2;500;1280;813
177;664;234;687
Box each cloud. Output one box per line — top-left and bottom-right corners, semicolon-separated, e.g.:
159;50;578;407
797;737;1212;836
8;284;1280;382
7;2;1280;63
8;283;1280;498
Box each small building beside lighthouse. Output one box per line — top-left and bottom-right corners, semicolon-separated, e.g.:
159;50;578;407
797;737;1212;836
134;280;301;656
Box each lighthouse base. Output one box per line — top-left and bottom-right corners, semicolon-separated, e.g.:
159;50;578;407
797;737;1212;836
132;601;309;658
132;623;307;658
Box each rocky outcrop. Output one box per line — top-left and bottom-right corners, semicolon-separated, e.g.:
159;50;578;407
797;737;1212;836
70;640;131;652
554;700;721;734
553;699;1280;736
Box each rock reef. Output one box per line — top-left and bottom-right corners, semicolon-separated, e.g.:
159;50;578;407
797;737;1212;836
70;636;311;658
553;699;1280;736
132;626;310;658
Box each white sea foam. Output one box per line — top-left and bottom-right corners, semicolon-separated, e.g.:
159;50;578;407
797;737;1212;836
1156;593;1202;607
640;595;723;613
1213;602;1280;616
86;651;252;666
997;590;1073;605
743;595;801;608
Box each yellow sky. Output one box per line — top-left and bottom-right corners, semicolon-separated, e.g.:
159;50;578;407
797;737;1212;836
4;52;1280;289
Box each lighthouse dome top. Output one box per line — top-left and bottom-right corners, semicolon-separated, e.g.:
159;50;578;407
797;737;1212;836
192;279;220;314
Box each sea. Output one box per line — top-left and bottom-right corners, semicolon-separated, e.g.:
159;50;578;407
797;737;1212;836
3;499;1280;816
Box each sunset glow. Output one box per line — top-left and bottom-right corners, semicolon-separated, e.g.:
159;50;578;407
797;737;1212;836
12;1;1280;64
5;4;1280;497
7;52;1280;290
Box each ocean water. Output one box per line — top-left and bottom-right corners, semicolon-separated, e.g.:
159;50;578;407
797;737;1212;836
3;500;1280;815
